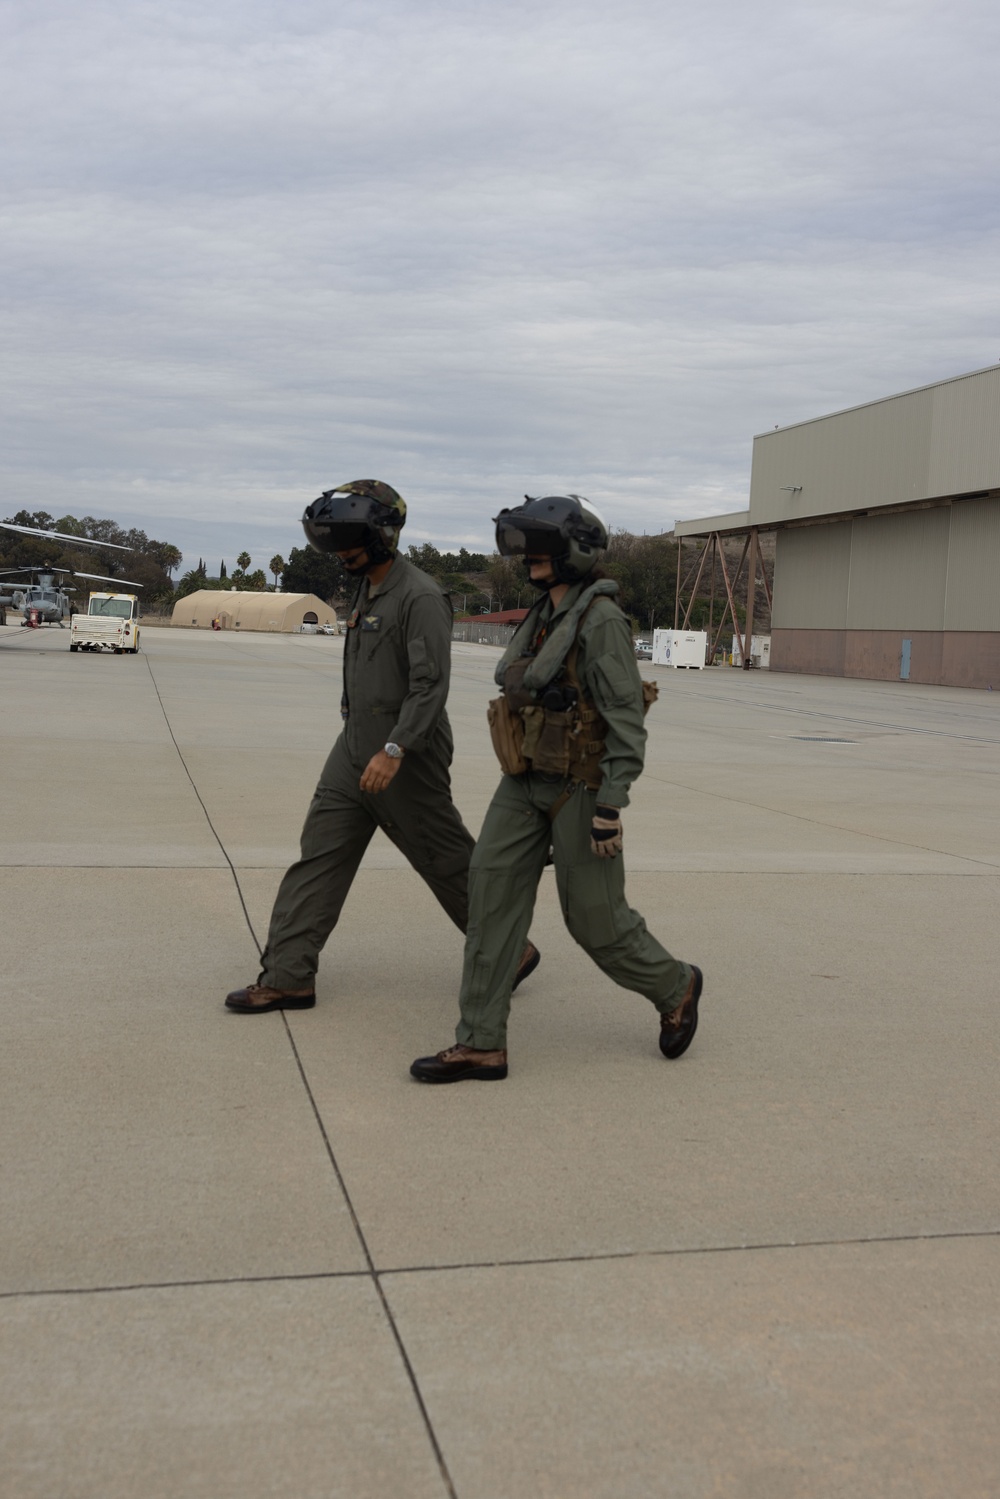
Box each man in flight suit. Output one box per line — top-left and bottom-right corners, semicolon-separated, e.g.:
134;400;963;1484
226;480;539;1013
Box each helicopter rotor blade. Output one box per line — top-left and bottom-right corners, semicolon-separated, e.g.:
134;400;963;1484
73;571;145;588
0;522;131;551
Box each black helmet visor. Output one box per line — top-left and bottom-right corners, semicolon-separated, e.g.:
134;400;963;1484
495;514;565;558
310;521;375;551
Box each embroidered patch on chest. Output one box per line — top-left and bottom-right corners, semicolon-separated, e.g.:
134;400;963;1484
360;614;382;632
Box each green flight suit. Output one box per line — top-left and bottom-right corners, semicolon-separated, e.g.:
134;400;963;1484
259;558;475;989
455;579;691;1050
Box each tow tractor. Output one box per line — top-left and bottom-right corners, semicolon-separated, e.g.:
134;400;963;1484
70;592;142;653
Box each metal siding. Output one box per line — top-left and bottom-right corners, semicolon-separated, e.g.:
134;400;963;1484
943;496;1000;630
928;367;1000;496
772;523;851;628
746;366;1000;532
749;388;934;527
846;508;950;630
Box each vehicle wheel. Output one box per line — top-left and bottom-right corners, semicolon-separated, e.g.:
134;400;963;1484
70;642;78;652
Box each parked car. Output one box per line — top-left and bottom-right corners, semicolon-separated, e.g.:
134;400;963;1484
634;638;652;660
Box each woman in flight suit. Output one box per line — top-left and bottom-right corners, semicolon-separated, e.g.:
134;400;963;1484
411;493;703;1083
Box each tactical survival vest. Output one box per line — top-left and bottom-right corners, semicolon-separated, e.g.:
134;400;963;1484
487;600;657;788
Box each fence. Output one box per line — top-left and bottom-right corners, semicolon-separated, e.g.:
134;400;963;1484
452;621;518;647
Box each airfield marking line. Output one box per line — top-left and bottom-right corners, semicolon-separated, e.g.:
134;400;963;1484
141;650;460;1499
5;1226;998;1301
142;655;262;955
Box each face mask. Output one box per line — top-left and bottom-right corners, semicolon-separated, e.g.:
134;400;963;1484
340;548;374;575
523;556;556;591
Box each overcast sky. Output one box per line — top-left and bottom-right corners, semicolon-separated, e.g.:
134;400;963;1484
4;0;999;573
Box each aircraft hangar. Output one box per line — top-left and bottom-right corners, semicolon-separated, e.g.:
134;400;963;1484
674;363;1000;689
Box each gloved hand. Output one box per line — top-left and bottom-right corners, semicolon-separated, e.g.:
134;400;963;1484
590;804;623;858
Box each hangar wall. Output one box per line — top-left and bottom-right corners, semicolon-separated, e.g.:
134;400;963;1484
676;365;1000;689
771;497;1000;687
749;365;1000;527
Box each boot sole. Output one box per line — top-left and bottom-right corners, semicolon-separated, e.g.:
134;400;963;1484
410;1063;508;1083
225;994;316;1014
659;965;702;1059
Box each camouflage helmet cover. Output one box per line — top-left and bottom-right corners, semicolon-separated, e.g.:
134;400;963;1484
302;480;407;560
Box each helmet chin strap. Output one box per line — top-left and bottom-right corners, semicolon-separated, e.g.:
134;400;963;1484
342;534;395;573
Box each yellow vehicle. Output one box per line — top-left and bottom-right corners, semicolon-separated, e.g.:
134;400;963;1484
70;592;142;654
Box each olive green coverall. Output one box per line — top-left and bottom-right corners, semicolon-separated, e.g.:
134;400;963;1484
259;558;475;989
455;581;691;1050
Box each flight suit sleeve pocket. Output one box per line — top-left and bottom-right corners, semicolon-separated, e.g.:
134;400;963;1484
408;634;435;683
589;654;637;709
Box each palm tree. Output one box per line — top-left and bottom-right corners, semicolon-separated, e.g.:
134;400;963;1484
269;555;285;591
237;551;251;572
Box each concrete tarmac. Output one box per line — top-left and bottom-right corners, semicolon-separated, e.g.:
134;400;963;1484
2;622;998;1498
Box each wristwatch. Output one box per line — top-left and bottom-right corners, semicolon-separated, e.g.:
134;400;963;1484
384;741;405;759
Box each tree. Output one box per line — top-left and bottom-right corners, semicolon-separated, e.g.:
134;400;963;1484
406;542;444;575
6;510;55;530
174;569;211;600
269;554;285;591
237;551;251;572
482;552;525;612
219;560;227;580
246;568;267;590
146;542;182;579
604;530;677;634
282;545;348;603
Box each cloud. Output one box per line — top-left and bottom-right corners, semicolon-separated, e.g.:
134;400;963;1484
3;0;999;569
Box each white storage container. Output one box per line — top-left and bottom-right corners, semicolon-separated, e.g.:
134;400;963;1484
730;633;771;668
652;630;707;668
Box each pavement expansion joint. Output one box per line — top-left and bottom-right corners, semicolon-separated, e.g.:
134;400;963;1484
277;1015;459;1499
7;1226;997;1303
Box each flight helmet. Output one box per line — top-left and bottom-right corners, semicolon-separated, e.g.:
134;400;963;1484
302;481;406;567
494;494;609;584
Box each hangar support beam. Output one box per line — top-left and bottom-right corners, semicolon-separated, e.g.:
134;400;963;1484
674;527;772;668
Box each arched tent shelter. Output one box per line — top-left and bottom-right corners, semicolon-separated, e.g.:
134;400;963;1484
171;590;338;632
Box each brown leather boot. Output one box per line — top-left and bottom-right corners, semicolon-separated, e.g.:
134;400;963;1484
659;965;703;1059
511;942;541;993
410;1044;508;1083
225;982;316;1014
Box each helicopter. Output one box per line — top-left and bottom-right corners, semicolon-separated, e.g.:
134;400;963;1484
0;521;144;627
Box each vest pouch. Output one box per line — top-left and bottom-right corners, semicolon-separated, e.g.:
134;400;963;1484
487;695;528;775
520;704;544;763
530;706;573;776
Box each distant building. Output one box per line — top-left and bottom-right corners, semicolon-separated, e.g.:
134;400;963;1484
674;364;1000;688
171;589;336;632
466;608;530;626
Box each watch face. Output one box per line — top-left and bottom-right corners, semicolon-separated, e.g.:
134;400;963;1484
385;742;403;758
